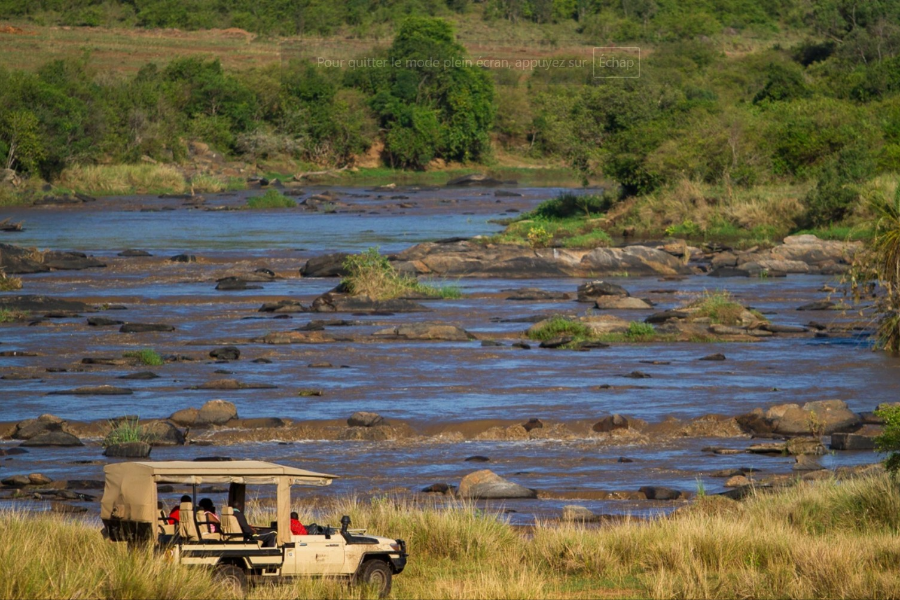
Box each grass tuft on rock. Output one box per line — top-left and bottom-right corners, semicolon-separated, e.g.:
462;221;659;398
342;248;462;300
102;417;156;448
123;348;164;366
686;290;749;326
245;189;297;209
526;316;592;341
0;271;23;291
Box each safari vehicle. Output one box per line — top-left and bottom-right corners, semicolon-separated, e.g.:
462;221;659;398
100;460;407;596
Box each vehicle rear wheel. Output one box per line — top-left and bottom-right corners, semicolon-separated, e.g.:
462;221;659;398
358;559;392;598
213;563;247;595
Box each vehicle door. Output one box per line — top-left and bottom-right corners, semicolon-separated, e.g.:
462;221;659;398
287;534;346;575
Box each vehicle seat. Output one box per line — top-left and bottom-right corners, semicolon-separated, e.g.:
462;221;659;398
158;506;175;536
196;511;222;541
178;502;200;541
219;506;247;541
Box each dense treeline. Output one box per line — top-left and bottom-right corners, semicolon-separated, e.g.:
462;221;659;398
0;18;494;177
1;2;900;226
0;0;893;40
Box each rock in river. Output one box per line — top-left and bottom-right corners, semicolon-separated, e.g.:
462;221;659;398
13;414;66;440
103;442;151;458
310;292;430;313
639;486;683;500
576;280;630;302
594;296;652;310
141;420;185;446
87;316;124;327
209;346;240;360
196;399;238;426
0;295;90;313
120;323;175;333
215;277;262;291
300;253;350;277
458;469;537;500
372;323;472;341
772;400;862;436
48;385;133;396
347;412;386;427
20;431;84;447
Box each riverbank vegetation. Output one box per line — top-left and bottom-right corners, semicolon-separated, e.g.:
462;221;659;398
3;472;899;599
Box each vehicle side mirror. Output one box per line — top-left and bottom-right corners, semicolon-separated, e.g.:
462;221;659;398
340;515;351;534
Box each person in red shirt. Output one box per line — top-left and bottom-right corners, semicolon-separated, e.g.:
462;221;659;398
168;495;192;525
290;511;307;535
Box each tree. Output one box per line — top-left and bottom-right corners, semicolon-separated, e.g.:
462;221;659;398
1;110;44;172
365;17;495;169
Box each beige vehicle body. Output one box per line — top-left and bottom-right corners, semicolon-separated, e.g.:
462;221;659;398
100;461;407;591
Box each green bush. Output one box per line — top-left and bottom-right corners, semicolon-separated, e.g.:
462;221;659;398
528;193;615;220
245;189;297;209
123;348;164;366
526;316;591;341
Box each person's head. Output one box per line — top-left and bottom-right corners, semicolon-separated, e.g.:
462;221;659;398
198;498;215;513
290;512;298;520
180;495;191;504
157;501;164;510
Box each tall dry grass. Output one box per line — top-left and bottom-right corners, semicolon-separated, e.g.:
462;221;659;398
625;177;809;239
4;474;900;599
0;510;228;599
56;164;187;195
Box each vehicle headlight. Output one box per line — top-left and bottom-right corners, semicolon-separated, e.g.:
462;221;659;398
389;543;401;552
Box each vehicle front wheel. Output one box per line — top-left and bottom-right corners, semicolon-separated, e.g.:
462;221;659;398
213;563;248;595
357;559;392;598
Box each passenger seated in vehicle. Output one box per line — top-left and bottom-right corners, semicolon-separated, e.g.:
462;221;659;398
198;498;221;533
231;499;276;547
290;512;307;535
168;495;192;524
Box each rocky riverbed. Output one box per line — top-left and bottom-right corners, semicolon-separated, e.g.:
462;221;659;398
0;185;895;523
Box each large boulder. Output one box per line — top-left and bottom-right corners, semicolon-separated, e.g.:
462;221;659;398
458;469;537;499
372;323;472;341
169;408;199;427
347;412;386;427
140;420;185;446
195;400;238;426
20;431;83;447
13;414;66;440
593;414;630;432
301;253;350;277
580;246;691;276
0;244;105;274
774;400;861;436
576;280;629;301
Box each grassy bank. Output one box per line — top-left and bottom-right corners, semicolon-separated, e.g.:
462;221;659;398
3;473;899;599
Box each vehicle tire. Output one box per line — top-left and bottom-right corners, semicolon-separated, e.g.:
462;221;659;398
357;559;392;598
213;563;248;595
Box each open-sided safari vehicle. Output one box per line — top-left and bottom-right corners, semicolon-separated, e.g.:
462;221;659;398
100;461;407;596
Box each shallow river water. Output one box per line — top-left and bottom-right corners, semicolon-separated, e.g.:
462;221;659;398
0;185;896;522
